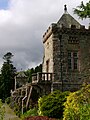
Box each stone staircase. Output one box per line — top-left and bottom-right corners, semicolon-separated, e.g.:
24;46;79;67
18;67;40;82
11;72;53;114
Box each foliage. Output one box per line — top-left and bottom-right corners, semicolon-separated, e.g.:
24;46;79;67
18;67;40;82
0;52;16;102
25;64;42;83
21;107;38;120
5;97;11;104
0;99;5;120
74;1;90;19
0;75;3;99
25;68;34;83
38;90;70;119
34;64;42;73
14;103;22;116
79;104;90;120
3;52;13;63
63;84;90;120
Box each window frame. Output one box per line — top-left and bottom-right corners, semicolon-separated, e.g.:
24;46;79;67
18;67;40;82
68;51;78;71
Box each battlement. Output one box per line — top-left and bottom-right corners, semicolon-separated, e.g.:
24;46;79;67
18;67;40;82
43;23;58;42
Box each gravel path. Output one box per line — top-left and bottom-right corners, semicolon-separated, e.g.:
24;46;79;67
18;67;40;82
3;104;21;120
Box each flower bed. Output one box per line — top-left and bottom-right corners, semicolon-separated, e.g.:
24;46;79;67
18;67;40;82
25;116;56;120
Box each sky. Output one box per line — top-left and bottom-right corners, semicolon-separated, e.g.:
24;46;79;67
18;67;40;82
0;0;89;71
0;0;9;9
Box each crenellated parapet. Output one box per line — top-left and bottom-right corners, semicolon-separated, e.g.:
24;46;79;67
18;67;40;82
42;6;90;92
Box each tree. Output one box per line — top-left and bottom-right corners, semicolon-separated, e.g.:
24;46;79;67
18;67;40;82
0;52;16;102
25;64;42;83
3;52;13;63
25;68;35;83
35;64;42;73
74;1;90;19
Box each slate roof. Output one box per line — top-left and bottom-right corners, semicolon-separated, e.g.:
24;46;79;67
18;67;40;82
57;13;81;29
16;71;27;78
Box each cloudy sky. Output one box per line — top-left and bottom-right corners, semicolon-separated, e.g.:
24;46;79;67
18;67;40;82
0;0;89;71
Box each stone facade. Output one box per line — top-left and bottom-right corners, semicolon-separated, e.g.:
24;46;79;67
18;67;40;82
10;8;90;113
42;11;90;91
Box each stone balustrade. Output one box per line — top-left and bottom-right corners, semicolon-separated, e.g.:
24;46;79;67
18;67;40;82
32;72;53;83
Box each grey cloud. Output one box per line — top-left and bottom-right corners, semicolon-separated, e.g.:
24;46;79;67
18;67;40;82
0;0;89;70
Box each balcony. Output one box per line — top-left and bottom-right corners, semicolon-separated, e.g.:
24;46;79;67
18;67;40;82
32;72;53;83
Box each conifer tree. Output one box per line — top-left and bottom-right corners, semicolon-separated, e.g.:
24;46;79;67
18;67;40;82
0;52;16;102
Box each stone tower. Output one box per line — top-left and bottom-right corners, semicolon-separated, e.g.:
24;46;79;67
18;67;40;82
42;6;90;91
14;71;28;90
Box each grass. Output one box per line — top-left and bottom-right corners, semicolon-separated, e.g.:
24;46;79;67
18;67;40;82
3;104;21;120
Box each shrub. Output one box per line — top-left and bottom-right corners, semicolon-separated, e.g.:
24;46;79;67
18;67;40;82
0;99;5;120
21;107;38;120
79;104;90;120
38;90;69;119
63;84;90;120
5;97;11;104
13;103;22;117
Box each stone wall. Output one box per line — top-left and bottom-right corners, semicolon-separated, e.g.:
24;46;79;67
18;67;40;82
42;23;90;91
42;26;54;73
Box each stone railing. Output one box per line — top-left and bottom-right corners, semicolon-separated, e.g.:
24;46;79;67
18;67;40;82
32;72;53;83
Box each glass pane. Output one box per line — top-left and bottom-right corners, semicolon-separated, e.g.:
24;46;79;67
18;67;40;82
74;58;77;69
68;52;71;58
73;52;77;58
68;59;71;69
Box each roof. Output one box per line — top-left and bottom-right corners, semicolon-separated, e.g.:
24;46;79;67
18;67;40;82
16;71;27;78
57;13;81;29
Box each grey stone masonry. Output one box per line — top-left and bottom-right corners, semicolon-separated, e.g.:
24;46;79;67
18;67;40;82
42;12;90;91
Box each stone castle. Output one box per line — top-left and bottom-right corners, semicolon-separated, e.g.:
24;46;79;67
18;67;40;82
11;6;90;113
42;5;90;91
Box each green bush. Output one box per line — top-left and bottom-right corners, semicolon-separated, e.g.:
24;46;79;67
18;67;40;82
38;90;69;119
13;103;22;117
63;84;90;120
21;107;38;120
79;104;90;120
0;99;5;120
5;97;11;104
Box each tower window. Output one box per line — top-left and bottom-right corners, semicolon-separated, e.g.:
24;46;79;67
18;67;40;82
68;52;72;69
68;51;78;70
46;59;49;72
68;36;79;44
